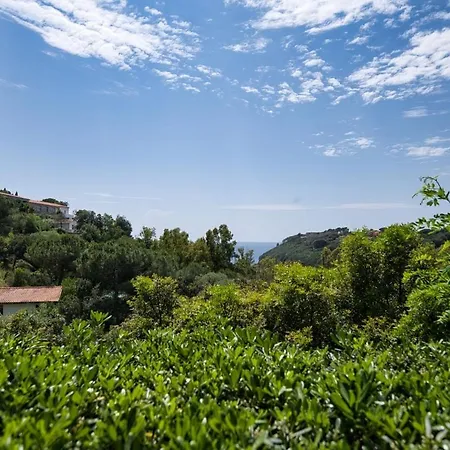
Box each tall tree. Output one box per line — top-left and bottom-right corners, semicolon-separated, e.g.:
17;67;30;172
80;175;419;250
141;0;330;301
205;225;236;271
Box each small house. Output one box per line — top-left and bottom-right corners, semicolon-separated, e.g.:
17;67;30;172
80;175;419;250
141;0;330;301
0;286;62;316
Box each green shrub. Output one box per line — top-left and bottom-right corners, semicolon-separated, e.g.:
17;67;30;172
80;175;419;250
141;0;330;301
129;275;180;327
396;283;450;340
266;263;337;345
1;327;450;448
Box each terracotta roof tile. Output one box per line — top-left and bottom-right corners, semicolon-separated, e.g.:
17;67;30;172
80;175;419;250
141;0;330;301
0;287;62;304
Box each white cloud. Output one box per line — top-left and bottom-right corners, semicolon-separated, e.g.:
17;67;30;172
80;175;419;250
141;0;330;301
262;84;275;95
425;136;450;145
349;28;450;103
277;82;315;105
354;137;374;148
144;7;162;16
224;37;271;53
348;35;370;45
0;0;199;70
403;107;448;118
225;0;408;33
407;146;449;157
196;65;222;77
323;147;339;157
153;69;201;84
304;58;325;67
403;107;430;118
183;84;200;93
241;86;260;94
0;78;27;89
319;135;374;156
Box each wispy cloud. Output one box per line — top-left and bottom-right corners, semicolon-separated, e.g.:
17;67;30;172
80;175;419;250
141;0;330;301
392;136;450;158
92;81;138;96
0;78;27;89
425;136;450;145
153;69;203;92
403;107;448;118
407;146;449;157
84;193;161;201
196;65;222;78
224;37;270;53
241;86;260;95
0;0;200;70
319;136;375;157
223;202;416;211
348;35;370;45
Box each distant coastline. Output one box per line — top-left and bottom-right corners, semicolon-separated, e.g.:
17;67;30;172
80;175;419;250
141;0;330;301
236;242;278;261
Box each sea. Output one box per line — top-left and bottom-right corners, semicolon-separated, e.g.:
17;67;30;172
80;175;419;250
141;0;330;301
236;242;278;262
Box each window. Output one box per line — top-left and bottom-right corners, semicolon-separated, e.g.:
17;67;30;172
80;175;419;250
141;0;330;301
0;305;3;315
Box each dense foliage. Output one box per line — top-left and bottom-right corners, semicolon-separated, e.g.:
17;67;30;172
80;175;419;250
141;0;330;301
1;315;450;448
1;177;450;447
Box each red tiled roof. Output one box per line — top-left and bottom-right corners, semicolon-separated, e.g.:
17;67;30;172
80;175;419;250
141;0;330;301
28;200;69;208
0;287;62;304
0;192;68;208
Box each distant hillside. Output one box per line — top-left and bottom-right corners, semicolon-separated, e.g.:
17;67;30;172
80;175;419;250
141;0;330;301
260;227;450;266
260;228;350;266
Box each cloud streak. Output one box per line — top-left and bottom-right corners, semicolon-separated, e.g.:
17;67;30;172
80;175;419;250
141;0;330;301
223;202;416;211
0;78;27;89
84;193;161;201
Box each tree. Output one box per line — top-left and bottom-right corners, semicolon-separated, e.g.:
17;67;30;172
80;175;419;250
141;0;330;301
115;215;132;237
74;210;132;242
25;232;85;284
158;228;192;268
336;230;384;324
205;225;236;271
76;238;151;294
234;247;255;277
139;226;156;249
129;275;179;326
376;224;421;315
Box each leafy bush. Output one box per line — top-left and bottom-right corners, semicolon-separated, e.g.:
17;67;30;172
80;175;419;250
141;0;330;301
129;275;180;327
266;263;337;345
396;282;450;340
1;326;450;448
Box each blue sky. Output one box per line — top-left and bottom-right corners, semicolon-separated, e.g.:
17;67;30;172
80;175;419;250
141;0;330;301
1;0;450;242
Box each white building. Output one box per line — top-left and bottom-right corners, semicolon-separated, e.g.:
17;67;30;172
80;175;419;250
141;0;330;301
0;192;76;232
0;286;62;316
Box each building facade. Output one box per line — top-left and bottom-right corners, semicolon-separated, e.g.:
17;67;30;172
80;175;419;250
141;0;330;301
0;192;77;232
0;286;62;317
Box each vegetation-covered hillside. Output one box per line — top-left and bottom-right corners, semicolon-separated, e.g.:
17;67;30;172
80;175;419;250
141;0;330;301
261;226;450;265
261;227;350;265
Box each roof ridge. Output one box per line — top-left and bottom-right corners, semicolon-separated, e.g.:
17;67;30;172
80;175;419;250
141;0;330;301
0;286;62;289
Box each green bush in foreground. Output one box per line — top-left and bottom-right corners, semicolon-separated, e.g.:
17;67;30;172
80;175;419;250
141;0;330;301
1;315;450;449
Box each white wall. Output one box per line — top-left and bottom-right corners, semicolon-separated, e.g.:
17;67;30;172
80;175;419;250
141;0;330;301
2;303;40;316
